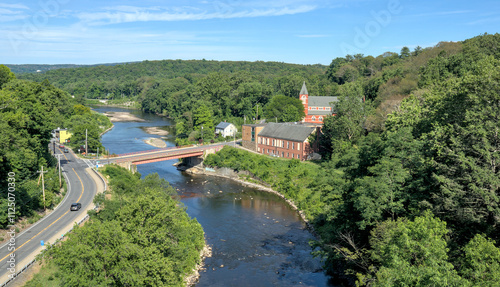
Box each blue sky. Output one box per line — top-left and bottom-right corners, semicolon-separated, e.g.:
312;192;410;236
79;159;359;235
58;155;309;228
1;0;499;65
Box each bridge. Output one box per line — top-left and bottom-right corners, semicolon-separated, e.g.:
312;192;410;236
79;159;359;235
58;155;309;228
100;142;235;166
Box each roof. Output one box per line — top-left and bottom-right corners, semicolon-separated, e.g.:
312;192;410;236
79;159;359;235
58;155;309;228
308;96;338;107
300;81;308;95
308;110;333;116
215;122;234;129
242;123;267;127
258;122;316;142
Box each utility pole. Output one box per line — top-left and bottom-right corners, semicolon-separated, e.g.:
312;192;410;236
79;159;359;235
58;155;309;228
85;129;88;155
55;154;62;188
37;166;48;210
97;147;99;160
256;104;259;122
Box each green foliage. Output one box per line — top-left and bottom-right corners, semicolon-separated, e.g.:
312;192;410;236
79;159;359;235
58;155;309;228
365;212;464;286
460;234;500;286
263;94;305;122
0;64;16;87
320;82;370;156
39;166;204;286
0;75;75;227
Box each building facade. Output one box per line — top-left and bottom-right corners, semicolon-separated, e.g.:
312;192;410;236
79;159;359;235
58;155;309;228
215;122;237;138
257;123;318;161
300;82;338;124
241;123;266;152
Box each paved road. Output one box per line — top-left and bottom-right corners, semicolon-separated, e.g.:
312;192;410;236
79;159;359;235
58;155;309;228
0;142;98;285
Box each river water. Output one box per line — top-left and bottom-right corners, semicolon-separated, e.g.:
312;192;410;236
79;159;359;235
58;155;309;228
94;107;335;287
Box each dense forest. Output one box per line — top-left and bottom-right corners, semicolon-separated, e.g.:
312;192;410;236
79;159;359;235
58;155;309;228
204;33;500;286
27;166;205;286
0;65;111;230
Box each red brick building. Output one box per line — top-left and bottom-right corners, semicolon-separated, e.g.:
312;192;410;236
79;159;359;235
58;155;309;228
257;123;319;161
300;82;338;124
241;123;266;152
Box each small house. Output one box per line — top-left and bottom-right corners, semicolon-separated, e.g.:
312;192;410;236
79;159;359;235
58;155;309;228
215;122;237;138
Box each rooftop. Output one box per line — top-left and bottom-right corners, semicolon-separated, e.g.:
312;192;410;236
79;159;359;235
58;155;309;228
258;122;316;142
216;122;234;129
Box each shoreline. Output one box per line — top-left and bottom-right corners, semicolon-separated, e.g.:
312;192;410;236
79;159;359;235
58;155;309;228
185;166;317;237
185;243;212;286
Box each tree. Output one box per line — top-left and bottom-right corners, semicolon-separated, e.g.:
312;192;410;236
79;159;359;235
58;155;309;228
263;94;305;122
362;212;464;286
400;46;411;59
0;65;15;88
321;82;369;155
460;234;500;286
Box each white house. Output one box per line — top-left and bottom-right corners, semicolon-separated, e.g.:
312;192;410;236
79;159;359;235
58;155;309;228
215;122;237;138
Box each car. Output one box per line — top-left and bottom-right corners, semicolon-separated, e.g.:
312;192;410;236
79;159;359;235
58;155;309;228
70;203;81;211
64;148;69;153
59;144;64;148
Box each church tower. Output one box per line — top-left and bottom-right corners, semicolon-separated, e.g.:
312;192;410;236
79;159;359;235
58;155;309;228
300;81;308;122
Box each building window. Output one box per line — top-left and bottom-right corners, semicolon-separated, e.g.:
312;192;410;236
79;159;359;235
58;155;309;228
298;143;300;151
319;116;323;122
292;142;295;149
258;147;260;152
292;154;294;158
287;152;289;157
272;139;275;146
282;152;284;157
267;149;269;153
287;141;289;149
311;116;316;122
258;137;261;144
282;141;284;148
297;154;300;160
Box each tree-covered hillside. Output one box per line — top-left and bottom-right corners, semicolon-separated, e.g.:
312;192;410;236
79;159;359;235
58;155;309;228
0;65;111;229
204;33;500;286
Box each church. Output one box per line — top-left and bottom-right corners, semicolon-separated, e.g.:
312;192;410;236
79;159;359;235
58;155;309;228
299;82;338;125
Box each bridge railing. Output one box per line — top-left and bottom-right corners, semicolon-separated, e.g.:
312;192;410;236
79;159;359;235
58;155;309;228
112;144;226;163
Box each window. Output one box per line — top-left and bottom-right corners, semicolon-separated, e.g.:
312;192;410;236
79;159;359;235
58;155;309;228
287;141;289;149
287;153;289;157
297;154;300;159
319;116;323;122
311;116;316;122
292;142;295;149
282;152;284;157
297;143;300;151
292;154;294;158
258;147;260;152
272;139;275;146
282;141;284;148
267;149;269;153
258;137;261;144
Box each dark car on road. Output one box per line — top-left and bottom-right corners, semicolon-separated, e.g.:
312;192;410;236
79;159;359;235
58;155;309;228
70;203;81;211
64;148;69;153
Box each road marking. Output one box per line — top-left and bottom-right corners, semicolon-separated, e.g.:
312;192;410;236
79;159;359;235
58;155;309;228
0;168;85;262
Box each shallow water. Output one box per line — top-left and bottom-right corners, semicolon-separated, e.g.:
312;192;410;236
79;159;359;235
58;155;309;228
94;107;335;286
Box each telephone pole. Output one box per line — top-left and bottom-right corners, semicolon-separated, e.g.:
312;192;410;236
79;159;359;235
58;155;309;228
55;154;62;188
37;166;48;210
85;129;88;155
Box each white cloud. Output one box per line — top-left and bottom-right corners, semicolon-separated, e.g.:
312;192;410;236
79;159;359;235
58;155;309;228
77;5;316;26
0;3;29;22
0;3;29;10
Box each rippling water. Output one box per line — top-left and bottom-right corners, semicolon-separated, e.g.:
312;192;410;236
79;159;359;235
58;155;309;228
94;107;335;286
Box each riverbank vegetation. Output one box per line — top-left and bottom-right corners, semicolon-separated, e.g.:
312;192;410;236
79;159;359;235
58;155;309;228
205;33;500;286
26;165;205;287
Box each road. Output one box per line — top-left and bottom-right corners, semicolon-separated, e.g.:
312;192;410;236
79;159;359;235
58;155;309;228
0;141;100;286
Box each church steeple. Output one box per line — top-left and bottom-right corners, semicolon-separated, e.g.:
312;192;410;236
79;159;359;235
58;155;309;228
300;81;308;95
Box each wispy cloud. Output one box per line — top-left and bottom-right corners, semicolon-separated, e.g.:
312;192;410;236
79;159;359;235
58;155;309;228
77;5;316;25
0;3;29;22
407;10;473;18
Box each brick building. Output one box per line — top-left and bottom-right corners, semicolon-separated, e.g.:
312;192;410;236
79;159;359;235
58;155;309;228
241;123;266;152
300;82;338;124
257;122;319;161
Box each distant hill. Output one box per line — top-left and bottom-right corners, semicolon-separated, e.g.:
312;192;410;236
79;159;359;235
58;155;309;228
5;62;137;74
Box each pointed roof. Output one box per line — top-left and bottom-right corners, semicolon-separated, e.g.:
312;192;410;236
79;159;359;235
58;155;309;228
300;81;308;95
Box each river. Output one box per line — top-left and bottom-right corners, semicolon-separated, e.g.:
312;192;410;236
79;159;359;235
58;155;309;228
94;107;335;287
